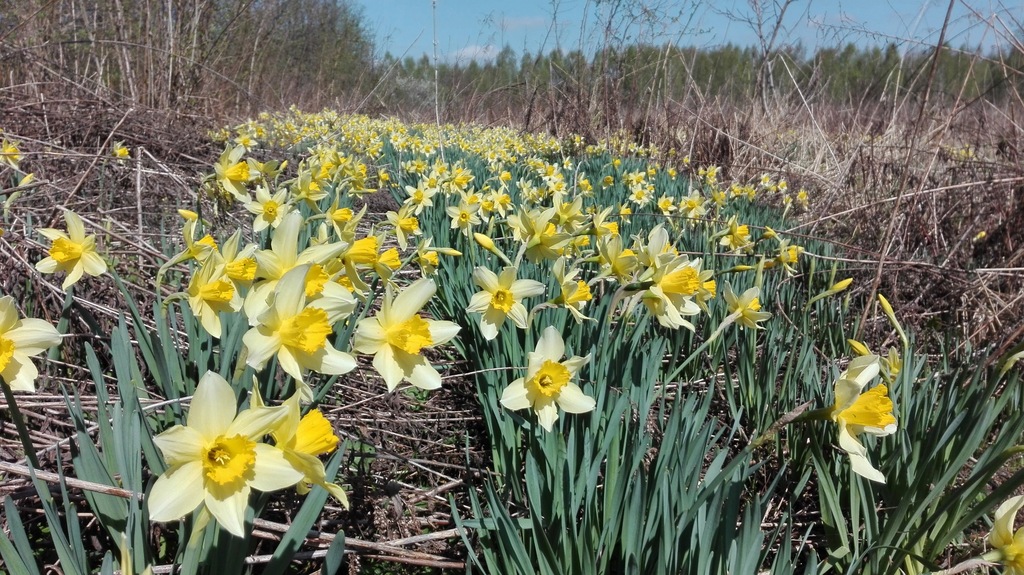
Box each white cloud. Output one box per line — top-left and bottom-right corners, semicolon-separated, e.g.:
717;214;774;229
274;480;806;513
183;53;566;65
448;44;500;63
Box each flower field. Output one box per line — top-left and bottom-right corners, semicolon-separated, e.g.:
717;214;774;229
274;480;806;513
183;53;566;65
1;107;1023;574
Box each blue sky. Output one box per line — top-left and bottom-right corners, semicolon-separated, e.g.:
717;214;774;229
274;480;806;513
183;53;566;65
356;0;1018;63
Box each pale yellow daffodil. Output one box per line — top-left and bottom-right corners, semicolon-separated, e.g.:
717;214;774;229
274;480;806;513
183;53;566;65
187;257;242;339
251;389;349;507
722;282;772;330
352;278;460;392
500;326;594;432
35;209;107;290
244;185;292;232
830;355;896;483
244;212;346;321
148;371;304;538
987;495;1024;572
0;295;62;392
243;265;356;386
466;266;545;340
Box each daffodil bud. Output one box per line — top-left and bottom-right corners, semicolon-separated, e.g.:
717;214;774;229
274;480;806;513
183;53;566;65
474;232;497;251
847;339;872;356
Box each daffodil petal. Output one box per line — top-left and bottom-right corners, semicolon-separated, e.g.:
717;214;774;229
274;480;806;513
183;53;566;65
243;326;281;371
148;461;204;522
6;319;61;355
153;425;205;466
556;383;596;414
390;278;435;321
63;210;86;241
472;267;500;292
250;444;305;492
500;378;530;410
0;297;18;331
991;495;1024;548
204;483;251;538
535;401;559;432
405;354;442;390
428;320;460;346
373;345;404;392
2;356;36;392
82;252;107;276
187;372;236;438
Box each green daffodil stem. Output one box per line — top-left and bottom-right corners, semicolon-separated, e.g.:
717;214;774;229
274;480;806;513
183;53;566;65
1;382;40;468
160;292;189;314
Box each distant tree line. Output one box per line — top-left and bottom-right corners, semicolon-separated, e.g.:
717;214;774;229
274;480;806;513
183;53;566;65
375;42;1024;134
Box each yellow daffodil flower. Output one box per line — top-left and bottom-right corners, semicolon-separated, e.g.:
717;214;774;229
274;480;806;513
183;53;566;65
252;389;349;507
641;255;705;330
243;265;356;386
507;206;571;264
213;144;251;201
500;326;594;432
986;495;1024;572
352;278;460;392
1;139;22;169
244;185;292;232
445;202;481;237
148;371;304;538
0;295;61;392
112;141;130;160
385;205;421;250
187;258;242;339
722;282;772;330
596;235;638;283
466;266;545;340
35;209;107;290
244;212;346;321
552;256;593;323
830;355;896;483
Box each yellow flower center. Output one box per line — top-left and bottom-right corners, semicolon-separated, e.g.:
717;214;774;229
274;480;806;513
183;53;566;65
50;237;84;264
836;384;896;429
224;162;249;182
378;248;401;270
748;298;761;312
263;200;279;220
293;409;339;457
197;235;218;250
413;190;425;203
0;336;15;373
420;251;439;267
398;217;419;233
1002;542;1024;570
199;278;234;303
225;258;257;282
332;207;353;224
490;288;515;313
347;237;378;264
527;360;570;398
203;434;256;486
566;281;592;304
661;267;699;295
279;307;332;354
304;264;329;297
386;315;433;355
458;211;471;223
